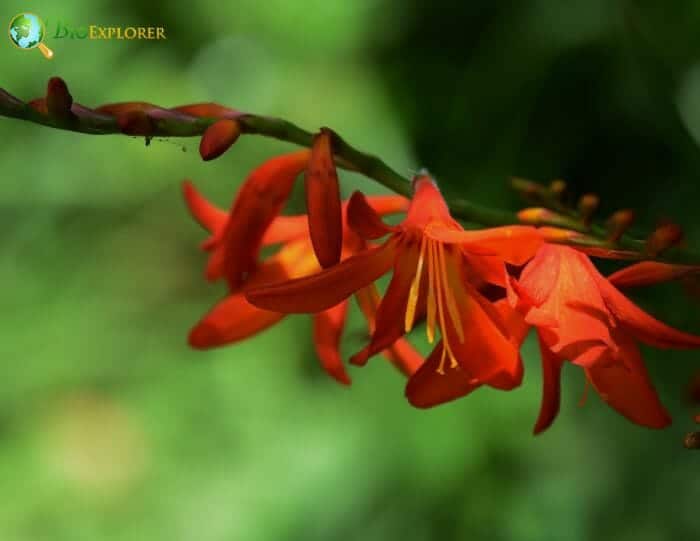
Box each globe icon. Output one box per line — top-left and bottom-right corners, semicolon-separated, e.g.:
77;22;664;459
8;13;53;58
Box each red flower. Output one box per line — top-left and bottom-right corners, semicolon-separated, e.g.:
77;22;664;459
183;179;421;385
246;173;543;404
510;244;700;432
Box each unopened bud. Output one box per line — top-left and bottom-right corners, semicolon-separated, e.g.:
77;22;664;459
683;431;700;449
199;119;241;161
517;207;580;230
511;177;545;201
606;209;635;242
578;194;599;227
46;77;74;120
172;103;240;119
95;102;158;116
117;110;155;136
549;179;566;199
646;223;684;256
28;98;47;114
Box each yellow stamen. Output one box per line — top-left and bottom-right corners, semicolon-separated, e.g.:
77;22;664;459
426;241;437;344
404;235;427;333
437;242;465;343
432;241;459;373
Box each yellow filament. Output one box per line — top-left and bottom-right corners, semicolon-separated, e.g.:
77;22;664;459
431;241;459;374
404;235;427;333
426;241;437;344
437;243;465;344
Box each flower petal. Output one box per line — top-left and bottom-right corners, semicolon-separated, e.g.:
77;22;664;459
364;195;409;216
405;342;482;408
347;191;397;240
182;180;228;234
188;294;284;348
383;338;424;377
596;272;700;348
427;225;542;265
261;215;309;246
305;129;343;268
313;301;351;385
215;150;309;288
608;261;697;288
351;242;421;366
246;239;397;313
533;334;565;434
586;334;671;429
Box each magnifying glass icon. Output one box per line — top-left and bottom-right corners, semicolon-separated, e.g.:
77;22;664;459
8;13;54;59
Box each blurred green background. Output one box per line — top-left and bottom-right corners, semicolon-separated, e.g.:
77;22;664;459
1;1;700;540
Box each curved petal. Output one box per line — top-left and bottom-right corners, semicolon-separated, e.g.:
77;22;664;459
383;338;424;377
608;261;697;289
462;253;508;288
517;244;561;306
182;180;227;234
405;342;482;408
313;301;351;385
586;334;671;429
188;294;285;348
365;195;409;216
246;239;397;313
443;259;521;383
261;215;309;246
350;242;421;366
427;225;542;265
305;129;343;268
596;272;700;348
347;191;397;240
218;150;310;288
533;334;565;434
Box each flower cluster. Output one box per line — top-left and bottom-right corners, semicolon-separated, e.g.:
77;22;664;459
185;138;700;434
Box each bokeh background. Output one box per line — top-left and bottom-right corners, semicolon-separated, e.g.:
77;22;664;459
1;1;700;540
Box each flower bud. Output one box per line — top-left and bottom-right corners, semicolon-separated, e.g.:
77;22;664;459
606;209;634;242
117;110;155;136
199;119;241;161
549;179;566;199
646;223;684;256
578;194;599;227
46;77;74;120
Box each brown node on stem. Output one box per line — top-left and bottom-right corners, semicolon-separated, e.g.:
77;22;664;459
606;209;635;242
646;223;684;257
578;193;599;227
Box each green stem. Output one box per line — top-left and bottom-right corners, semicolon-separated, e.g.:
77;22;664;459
2;82;700;266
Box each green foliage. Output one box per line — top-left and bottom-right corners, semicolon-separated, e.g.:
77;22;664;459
0;1;699;540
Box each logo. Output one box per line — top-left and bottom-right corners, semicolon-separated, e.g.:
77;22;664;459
8;13;167;60
8;12;54;59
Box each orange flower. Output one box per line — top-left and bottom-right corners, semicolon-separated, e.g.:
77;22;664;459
509;244;700;432
247;173;543;404
183;179;421;385
204;138;342;289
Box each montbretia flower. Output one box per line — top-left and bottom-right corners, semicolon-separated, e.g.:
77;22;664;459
247;172;543;405
183;181;421;384
509;244;700;432
205;138;342;290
